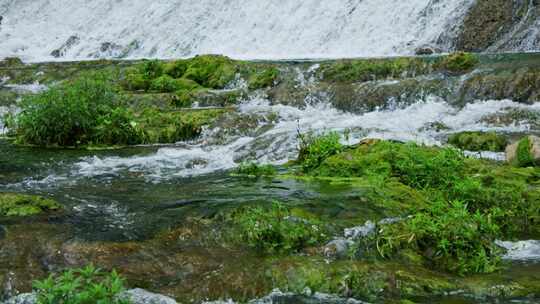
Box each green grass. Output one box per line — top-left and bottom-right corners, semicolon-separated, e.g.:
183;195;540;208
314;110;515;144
297;131;344;173
295;136;540;274
33;265;130;304
235;201;327;253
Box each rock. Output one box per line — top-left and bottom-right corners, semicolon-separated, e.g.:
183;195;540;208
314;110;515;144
414;46;435;55
0;225;6;239
50;35;80;58
3;289;177;304
2;293;36;304
344;221;376;239
505;135;540;167
120;288;177;304
324;238;354;258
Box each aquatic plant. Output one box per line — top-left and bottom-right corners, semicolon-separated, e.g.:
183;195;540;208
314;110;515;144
448;131;508;152
0;193;61;217
248;67;280;90
33;264;130;304
439;52;479;73
234;162;277;177
320;57;426;83
376;200;503;275
298;131;343;173
236;201;327;253
12;72;142;147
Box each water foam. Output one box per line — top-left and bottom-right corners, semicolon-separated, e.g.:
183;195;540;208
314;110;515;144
51;97;539;182
0;0;475;61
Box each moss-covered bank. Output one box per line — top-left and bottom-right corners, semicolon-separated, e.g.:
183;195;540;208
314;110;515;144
0;192;61;217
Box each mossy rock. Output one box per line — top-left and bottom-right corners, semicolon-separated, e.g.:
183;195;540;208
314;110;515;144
248;67;280;90
448;131;508;152
182;55;237;89
437;52;479;74
0;57;24;68
0;193;61;217
320;57;428;83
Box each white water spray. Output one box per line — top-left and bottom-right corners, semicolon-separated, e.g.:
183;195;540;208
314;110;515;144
0;0;476;61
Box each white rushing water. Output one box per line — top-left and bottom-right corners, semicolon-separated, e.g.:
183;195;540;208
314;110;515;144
496;240;540;261
37;96;536;182
0;0;476;61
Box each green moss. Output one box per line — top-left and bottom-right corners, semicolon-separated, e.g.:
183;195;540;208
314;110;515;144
183;55;237;89
234;162;277;177
438;52;479;74
448;131;508;152
0;193;61;217
163;60;189;78
248;67;280;90
136;108;225;144
321;57;427;83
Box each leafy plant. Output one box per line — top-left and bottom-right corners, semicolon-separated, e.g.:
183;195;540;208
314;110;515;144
12;72;142;146
376;201;502;275
33;265;130;304
298;131;343;172
236;201;327;253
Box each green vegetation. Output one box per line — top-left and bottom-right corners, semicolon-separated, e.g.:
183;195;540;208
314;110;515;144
8;72;225;147
320;57;426;83
235;201;327;253
234;162;277;177
10;72;142;147
448;131;508;152
0;192;61;217
515;136;536;167
33;265;129;304
376;200;503;275
438;52;479;73
135;108;225;144
296;137;540;274
297;131;343;173
247;67;280;90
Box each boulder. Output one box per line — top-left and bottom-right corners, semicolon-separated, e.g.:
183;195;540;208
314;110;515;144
505;135;540;167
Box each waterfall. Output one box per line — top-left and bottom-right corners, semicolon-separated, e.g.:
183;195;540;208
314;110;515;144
0;0;476;61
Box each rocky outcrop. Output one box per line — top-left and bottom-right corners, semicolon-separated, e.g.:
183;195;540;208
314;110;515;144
456;0;540;52
3;289;177;304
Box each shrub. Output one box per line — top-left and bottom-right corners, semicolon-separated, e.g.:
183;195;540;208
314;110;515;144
235;162;277;177
376;201;502;275
298;132;344;172
236;201;327;253
12;72;142;147
448;131;507;152
138;60;164;80
33;265;130;304
439;52;479;73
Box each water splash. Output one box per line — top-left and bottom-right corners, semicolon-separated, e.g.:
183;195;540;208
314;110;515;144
0;0;475;61
14;96;535;184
